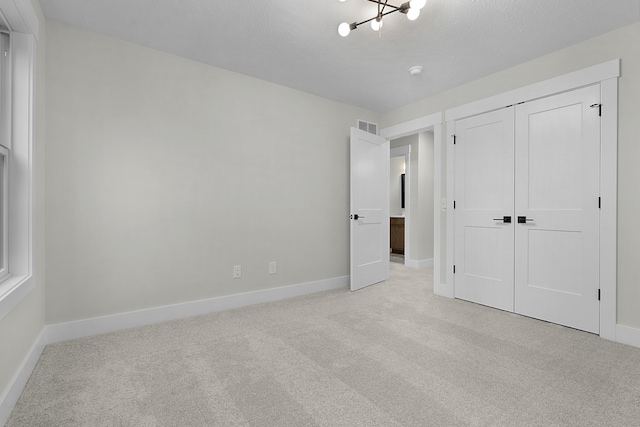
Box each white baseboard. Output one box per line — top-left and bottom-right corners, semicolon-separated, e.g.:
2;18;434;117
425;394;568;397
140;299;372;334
615;324;640;349
434;282;454;298
7;274;635;425
0;329;47;427
405;258;433;270
1;276;348;422
45;275;349;345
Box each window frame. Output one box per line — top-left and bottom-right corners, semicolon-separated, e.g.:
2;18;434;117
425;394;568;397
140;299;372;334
0;30;10;284
0;0;38;321
0;144;8;283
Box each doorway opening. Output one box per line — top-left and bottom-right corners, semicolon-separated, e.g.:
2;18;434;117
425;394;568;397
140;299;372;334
389;132;435;270
378;114;443;286
390;145;409;266
350;113;442;292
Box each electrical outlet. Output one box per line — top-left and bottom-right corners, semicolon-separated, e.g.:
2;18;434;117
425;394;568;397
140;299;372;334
269;261;277;275
233;265;241;279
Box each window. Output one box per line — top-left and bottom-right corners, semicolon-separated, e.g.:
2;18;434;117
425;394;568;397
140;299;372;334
0;0;38;320
0;144;8;283
0;31;9;284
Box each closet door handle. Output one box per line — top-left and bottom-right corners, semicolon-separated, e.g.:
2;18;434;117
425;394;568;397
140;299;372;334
517;216;534;223
493;216;511;223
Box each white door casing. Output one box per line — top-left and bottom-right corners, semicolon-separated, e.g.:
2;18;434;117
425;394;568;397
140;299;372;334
514;85;601;333
453;85;601;333
454;108;515;311
445;60;619;341
350;127;390;291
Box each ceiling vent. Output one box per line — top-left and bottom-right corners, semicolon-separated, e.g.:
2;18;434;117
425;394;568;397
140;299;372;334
358;120;378;135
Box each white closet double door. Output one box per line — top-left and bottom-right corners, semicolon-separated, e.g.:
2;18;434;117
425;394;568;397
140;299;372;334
454;85;601;334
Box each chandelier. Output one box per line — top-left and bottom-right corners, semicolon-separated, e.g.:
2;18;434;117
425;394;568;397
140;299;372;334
338;0;427;37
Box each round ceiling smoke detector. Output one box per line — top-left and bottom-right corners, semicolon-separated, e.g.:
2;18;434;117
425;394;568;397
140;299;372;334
409;66;423;76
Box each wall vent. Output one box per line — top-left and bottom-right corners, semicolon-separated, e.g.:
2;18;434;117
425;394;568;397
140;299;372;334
357;120;378;135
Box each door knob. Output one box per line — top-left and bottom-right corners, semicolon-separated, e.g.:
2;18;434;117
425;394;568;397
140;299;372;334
517;216;534;223
351;214;365;220
493;216;511;223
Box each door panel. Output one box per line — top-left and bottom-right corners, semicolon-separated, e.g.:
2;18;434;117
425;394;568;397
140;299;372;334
463;226;503;279
464;123;505;210
350;127;389;291
514;85;601;333
526;103;584;210
454;108;515;311
527;230;582;295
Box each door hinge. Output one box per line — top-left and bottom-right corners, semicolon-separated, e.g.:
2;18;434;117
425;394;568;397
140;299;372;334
452;134;456;145
590;103;602;117
453;265;456;274
599;197;601;209
598;289;601;301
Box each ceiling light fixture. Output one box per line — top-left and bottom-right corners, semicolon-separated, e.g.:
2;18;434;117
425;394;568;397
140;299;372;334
338;0;426;37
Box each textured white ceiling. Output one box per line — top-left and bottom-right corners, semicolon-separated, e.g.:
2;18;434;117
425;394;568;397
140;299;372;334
40;0;640;112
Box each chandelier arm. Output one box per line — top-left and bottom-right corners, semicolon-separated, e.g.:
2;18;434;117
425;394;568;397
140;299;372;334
346;0;413;32
381;6;406;17
364;0;403;11
352;15;378;28
351;8;397;28
353;6;409;28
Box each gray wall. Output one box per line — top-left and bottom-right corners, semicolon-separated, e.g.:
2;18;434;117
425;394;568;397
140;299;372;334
381;22;640;329
0;0;46;405
417;131;434;261
45;21;380;324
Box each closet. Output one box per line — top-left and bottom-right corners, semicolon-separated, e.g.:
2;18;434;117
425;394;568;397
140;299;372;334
453;85;601;334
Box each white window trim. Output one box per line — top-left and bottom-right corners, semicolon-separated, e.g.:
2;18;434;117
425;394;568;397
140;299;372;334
0;144;9;283
0;0;37;321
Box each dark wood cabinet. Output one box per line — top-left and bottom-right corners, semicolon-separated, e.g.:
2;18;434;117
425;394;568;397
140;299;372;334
390;217;405;254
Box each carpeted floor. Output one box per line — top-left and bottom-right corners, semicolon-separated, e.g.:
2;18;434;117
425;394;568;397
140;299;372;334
7;263;640;426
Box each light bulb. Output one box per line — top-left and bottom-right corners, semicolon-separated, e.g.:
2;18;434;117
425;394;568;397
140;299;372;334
410;0;426;10
407;8;420;20
371;18;383;31
338;22;351;37
338;0;347;2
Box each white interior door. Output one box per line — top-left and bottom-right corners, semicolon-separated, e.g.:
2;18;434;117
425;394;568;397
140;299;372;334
514;85;601;333
454;108;515;311
350;127;389;291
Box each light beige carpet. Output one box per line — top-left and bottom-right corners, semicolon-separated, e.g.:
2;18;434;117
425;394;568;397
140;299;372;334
7;264;640;426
